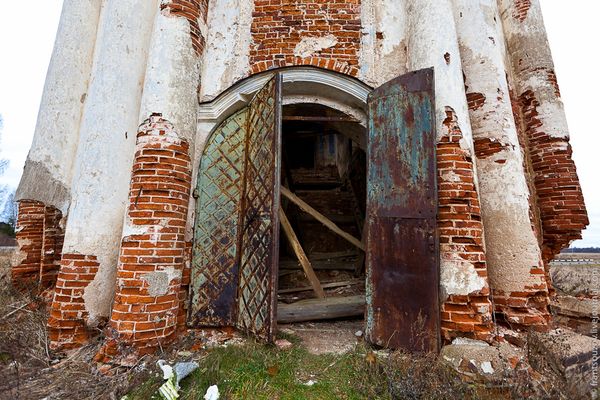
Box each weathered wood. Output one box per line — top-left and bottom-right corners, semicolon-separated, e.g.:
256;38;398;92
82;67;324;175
277;295;365;323
280;186;365;251
279;259;356;271
279;208;325;298
278;279;361;294
283;115;359;123
308;250;357;260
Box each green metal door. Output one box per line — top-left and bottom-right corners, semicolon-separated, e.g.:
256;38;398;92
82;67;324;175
236;75;282;342
189;74;282;343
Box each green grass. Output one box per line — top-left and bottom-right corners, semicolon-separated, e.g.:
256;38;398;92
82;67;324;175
179;341;390;400
125;334;483;400
127;337;391;400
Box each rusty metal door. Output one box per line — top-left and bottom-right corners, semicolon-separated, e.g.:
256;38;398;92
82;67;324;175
189;109;249;327
235;75;282;341
365;68;440;352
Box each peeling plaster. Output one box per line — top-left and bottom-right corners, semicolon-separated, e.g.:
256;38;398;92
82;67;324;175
440;252;486;301
199;0;253;100
359;0;408;86
139;13;200;142
453;0;544;293
16;0;103;213
294;35;338;58
63;0;159;322
141;267;182;297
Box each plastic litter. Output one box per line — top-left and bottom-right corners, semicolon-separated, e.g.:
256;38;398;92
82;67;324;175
204;385;220;400
156;360;200;400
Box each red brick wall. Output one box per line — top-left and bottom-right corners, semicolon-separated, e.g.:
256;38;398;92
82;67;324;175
161;0;210;56
250;0;361;76
98;114;192;361
47;254;99;350
437;109;493;343
517;89;588;265
12;200;45;287
40;206;64;288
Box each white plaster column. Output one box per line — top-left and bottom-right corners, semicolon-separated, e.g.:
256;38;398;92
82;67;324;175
452;0;545;293
16;0;103;213
498;0;588;263
62;0;159;323
138;8;202;242
405;0;474;146
358;0;409;87
405;0;487;301
498;0;566;129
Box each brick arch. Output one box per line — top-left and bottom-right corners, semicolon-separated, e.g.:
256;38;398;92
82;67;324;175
250;57;359;78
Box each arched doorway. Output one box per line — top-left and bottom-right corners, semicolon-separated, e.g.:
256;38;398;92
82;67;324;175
189;68;440;351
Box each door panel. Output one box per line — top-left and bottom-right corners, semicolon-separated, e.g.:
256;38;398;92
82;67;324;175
365;68;440;352
189;109;248;327
236;74;282;341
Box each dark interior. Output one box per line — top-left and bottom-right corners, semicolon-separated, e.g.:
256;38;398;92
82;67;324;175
277;104;368;322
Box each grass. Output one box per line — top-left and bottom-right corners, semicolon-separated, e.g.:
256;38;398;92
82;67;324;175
126;333;484;400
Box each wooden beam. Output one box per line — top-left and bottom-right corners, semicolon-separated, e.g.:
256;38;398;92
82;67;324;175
279;208;325;299
277;295;365;323
280;186;365;252
279;279;361;294
283;116;359;123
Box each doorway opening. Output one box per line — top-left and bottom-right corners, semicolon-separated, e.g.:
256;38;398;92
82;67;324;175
277;103;367;323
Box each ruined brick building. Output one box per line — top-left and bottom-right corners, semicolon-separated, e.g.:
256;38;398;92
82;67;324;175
12;0;588;361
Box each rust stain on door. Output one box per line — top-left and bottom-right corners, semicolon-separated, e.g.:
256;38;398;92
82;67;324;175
365;68;440;352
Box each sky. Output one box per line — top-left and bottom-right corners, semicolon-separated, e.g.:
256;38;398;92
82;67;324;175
0;0;597;247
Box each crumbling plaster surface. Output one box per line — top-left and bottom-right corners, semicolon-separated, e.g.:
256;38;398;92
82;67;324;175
199;0;253;101
140;267;182;297
64;0;159;323
16;0;103;214
498;0;568;140
404;0;482;299
359;0;408;87
140;12;200;144
453;0;544;292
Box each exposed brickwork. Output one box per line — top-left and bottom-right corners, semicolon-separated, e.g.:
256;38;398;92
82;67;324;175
97;114;192;362
177;241;192;330
512;0;531;22
437;108;494;343
47;254;99;350
40;206;64;288
473;138;511;160
161;0;209;56
466;92;486;111
250;0;361;76
12;200;45;287
517;89;588;265
493;287;551;330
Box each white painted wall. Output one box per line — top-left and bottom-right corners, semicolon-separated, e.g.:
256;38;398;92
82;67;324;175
16;0;103;214
453;0;545;292
62;0;159;323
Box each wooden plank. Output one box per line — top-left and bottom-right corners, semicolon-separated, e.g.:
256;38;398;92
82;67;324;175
277;295;365;323
279;208;325;299
354;228;367;277
283;115;359;122
278;279;361;294
281;186;365;251
279;259;356;271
